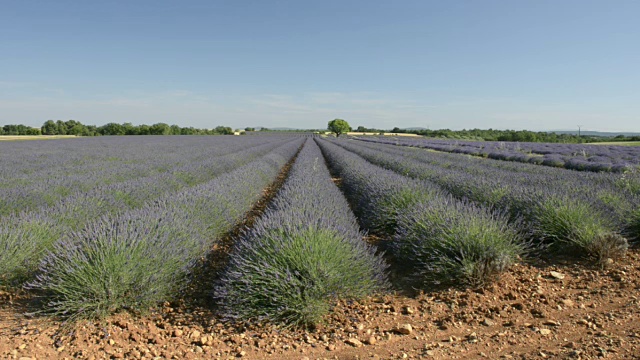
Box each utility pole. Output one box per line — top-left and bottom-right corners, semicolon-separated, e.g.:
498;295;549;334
577;125;583;138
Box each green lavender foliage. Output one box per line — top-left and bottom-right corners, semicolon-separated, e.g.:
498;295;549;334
0;215;61;286
217;140;388;328
27;140;303;320
394;199;525;287
531;197;628;261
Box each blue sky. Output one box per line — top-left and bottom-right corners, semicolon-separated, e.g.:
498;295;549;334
1;0;639;131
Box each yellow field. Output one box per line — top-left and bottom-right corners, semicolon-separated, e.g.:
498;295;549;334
588;141;640;146
0;135;77;141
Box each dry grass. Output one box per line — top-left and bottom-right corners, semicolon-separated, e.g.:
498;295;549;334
587;141;640;146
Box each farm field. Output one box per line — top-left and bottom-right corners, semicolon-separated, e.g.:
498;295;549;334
1;135;640;359
353;136;640;173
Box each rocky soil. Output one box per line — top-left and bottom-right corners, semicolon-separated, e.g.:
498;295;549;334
2;247;640;360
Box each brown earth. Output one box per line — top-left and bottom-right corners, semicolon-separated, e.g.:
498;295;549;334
2;248;639;360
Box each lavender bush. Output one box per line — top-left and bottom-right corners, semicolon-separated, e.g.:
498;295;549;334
216;140;387;328
0;214;61;286
0;137;302;286
330;138;629;261
27;139;304;319
316;139;523;287
0;136;288;216
352;136;640;173
394;199;523;287
28;211;204;320
531;197;628;260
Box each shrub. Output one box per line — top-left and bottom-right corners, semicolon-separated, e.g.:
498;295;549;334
29;210;204;320
528;156;544;165
625;208;640;241
393;198;524;287
369;187;435;236
28;139;304;320
317;139;522;288
542;156;565;168
530;197;627;261
216;140;387;328
565;159;589;171
328;138;629;263
0;215;61;286
217;227;386;328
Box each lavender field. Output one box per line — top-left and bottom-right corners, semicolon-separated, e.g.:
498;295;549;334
353;136;640;173
1;135;638;328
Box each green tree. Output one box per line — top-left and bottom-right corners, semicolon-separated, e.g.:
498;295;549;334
2;124;39;135
122;122;138;135
149;123;171;135
137;124;150;135
180;127;196;135
98;123;126;135
214;126;234;135
56;120;67;135
328;118;351;137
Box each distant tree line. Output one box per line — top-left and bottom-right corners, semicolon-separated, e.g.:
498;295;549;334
354;126;640;143
0;124;41;135
39;120;234;136
2;119;639;142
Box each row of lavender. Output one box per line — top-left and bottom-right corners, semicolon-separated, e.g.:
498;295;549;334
0;137;302;286
24;139;304;319
330;138;635;262
316;138;524;289
216;139;388;328
351;138;640;201
353;136;640;173
0;136;247;194
0;136;284;216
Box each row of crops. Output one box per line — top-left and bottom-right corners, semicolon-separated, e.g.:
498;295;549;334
0;136;289;216
327;138;638;257
0;136;303;286
1;135;638;329
353;135;640;172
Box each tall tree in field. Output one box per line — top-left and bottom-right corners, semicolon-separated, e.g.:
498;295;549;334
149;123;171;135
214;126;234;135
328;118;351;137
41;120;58;135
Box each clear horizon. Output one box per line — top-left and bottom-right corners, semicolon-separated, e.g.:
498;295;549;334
1;1;639;132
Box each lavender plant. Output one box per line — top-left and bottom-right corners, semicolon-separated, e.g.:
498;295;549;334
0;214;61;286
27;139;304;319
394;199;524;287
216;140;388;328
530;197;628;261
627;209;640;241
28;211;204;320
315;140;441;234
330;138;629;261
352;136;640;173
1;137;302;286
0;135;289;217
316;139;523;287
